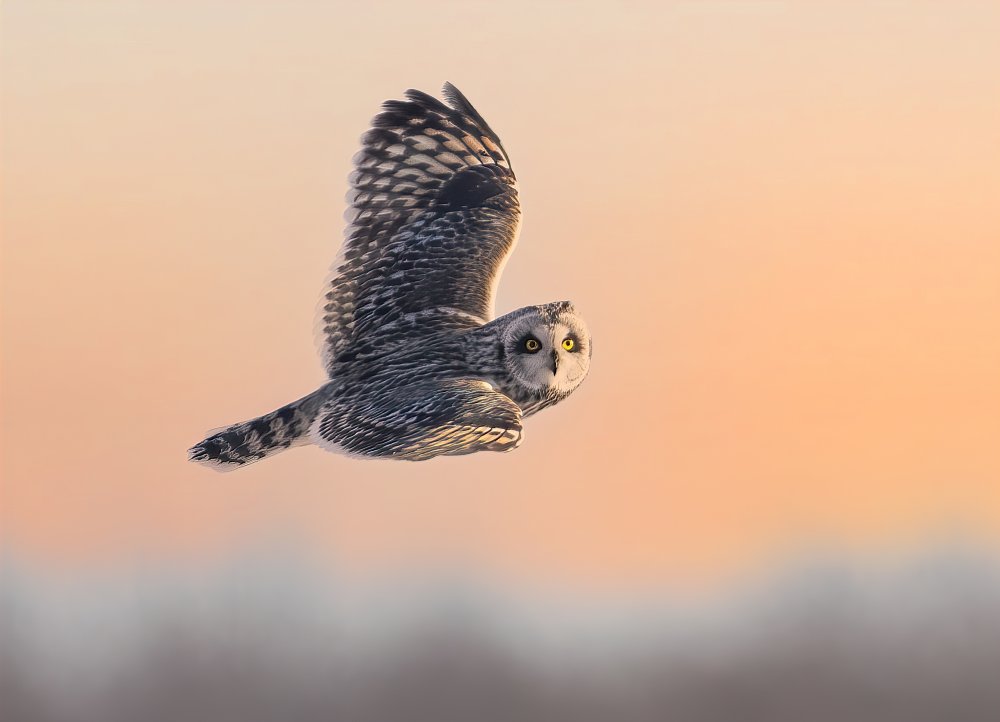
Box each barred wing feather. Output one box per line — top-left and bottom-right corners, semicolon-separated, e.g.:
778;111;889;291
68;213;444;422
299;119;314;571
319;83;521;373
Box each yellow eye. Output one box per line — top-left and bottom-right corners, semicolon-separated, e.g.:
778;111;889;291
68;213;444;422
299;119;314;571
524;338;540;352
562;338;576;351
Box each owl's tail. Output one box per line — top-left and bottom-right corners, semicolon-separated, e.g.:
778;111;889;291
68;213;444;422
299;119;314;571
188;389;326;472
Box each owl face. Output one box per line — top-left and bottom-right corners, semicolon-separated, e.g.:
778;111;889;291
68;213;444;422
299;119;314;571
501;302;591;395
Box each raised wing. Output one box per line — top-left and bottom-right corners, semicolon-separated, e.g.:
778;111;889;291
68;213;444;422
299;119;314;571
318;83;521;373
310;379;523;460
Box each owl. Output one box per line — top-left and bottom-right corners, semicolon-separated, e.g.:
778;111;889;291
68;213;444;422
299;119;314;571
189;83;591;469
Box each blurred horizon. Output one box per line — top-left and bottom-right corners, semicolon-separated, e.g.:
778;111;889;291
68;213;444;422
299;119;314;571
5;543;1000;721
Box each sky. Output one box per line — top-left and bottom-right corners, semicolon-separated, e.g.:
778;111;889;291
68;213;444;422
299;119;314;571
2;0;999;589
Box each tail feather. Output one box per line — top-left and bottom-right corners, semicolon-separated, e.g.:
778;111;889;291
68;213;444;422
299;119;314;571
188;390;324;472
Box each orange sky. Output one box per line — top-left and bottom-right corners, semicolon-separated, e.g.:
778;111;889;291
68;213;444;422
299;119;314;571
3;1;999;588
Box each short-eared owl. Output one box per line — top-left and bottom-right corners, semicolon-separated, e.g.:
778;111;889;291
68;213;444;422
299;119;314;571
189;84;591;469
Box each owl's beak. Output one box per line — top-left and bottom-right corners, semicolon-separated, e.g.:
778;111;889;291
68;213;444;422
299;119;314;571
548;350;559;374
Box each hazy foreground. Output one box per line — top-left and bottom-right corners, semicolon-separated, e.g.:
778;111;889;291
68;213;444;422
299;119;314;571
3;546;1000;722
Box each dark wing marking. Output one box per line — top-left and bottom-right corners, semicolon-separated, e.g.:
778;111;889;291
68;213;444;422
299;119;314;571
318;83;520;374
310;379;523;461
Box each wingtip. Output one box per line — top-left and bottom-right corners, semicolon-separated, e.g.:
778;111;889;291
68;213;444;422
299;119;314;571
188;443;244;473
441;81;471;113
438;82;514;176
401;87;448;113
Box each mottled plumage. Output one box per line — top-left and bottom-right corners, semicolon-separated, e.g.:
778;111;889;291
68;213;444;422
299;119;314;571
190;84;591;470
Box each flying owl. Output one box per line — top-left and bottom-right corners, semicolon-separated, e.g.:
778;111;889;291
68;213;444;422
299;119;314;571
189;83;591;469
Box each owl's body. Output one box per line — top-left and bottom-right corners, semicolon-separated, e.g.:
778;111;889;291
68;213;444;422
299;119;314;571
190;85;591;470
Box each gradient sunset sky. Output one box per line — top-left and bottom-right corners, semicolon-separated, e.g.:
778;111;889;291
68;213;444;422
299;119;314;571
3;1;999;588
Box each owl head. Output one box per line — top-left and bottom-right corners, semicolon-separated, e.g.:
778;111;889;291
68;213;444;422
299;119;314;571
500;301;591;395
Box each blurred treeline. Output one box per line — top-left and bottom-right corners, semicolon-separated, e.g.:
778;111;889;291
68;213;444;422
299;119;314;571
3;547;1000;722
